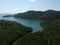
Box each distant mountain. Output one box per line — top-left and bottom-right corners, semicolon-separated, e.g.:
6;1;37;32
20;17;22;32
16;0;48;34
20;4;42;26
14;10;60;20
14;10;43;19
3;15;13;17
0;13;14;17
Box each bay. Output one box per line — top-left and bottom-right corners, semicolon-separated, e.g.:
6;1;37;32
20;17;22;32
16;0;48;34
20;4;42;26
0;14;42;32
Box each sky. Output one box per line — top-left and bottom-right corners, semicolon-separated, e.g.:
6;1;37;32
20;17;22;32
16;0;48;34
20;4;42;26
0;0;60;13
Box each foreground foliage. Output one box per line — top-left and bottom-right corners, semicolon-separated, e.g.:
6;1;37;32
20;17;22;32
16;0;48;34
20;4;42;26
0;20;32;45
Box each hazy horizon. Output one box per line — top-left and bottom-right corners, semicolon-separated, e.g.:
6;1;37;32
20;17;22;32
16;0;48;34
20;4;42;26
0;0;60;13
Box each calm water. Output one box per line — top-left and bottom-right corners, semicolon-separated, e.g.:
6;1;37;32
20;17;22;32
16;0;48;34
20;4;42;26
0;14;42;32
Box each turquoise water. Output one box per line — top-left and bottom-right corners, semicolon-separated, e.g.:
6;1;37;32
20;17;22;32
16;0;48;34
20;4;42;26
0;14;42;32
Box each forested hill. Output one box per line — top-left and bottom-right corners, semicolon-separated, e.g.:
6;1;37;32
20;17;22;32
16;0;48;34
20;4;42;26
14;10;43;19
0;20;33;45
14;10;60;20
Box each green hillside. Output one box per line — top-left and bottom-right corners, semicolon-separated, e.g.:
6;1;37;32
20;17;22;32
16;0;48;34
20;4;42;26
0;20;33;45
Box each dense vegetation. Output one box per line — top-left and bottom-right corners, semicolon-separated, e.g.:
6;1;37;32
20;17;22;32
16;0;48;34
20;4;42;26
13;20;60;45
14;10;60;20
0;20;33;45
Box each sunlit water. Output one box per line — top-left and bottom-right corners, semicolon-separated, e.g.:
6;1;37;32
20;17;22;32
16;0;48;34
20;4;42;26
0;14;43;32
